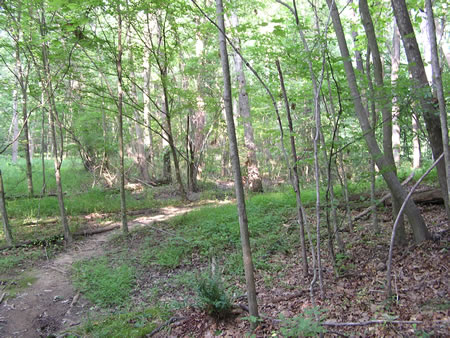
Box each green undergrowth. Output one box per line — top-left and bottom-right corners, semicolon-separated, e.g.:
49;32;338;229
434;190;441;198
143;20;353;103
72;257;136;308
0;244;61;273
69;307;171;338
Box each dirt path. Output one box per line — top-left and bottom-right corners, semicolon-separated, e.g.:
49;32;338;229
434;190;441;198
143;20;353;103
0;206;196;338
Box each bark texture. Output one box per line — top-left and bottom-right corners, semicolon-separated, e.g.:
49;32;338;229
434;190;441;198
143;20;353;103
0;170;13;246
231;12;263;193
216;0;258;321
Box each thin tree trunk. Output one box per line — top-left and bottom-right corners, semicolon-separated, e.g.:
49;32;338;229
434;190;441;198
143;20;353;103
216;0;258;322
425;0;450;219
143;19;154;174
276;59;309;277
391;21;401;166
231;11;263;193
0;170;13;246
326;0;431;243
364;48;380;234
39;8;72;244
15;27;33;197
117;6;128;235
360;0;405;242
412;114;421;169
391;0;450;219
128;34;151;183
40;91;46;196
11;88;19;164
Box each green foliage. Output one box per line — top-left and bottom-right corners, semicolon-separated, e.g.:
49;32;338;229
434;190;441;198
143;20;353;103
196;274;232;318
73;307;171;338
72;257;135;308
0;247;43;273
278;308;326;337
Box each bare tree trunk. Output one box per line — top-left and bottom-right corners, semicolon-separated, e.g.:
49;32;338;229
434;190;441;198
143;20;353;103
128;34;151;183
117;6;128;235
11;88;19;164
412;114;421;169
360;0;406;242
143;18;154;174
276;60;309;277
40;91;46;196
391;0;450;219
326;0;431;243
231;11;263;193
391;21;401;166
39;8;72;244
425;0;450;219
14;25;33;197
216;0;258;322
0;170;13;246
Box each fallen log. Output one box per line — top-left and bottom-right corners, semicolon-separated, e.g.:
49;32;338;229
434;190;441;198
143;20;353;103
384;188;443;206
352;172;415;222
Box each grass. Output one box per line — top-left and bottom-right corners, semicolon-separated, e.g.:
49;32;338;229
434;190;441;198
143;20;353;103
72;257;136;308
0;246;49;273
1;273;38;298
70;307;171;338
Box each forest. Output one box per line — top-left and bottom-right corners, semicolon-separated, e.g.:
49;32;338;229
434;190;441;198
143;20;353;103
0;0;448;336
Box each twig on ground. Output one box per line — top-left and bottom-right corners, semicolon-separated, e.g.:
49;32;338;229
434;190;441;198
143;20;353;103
133;221;190;242
148;316;185;337
322;320;422;327
0;292;6;305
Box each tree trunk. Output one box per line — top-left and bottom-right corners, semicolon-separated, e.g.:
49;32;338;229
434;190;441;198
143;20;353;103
360;0;405;242
391;21;401;165
143;20;155;174
39;8;72;244
391;0;450;219
11;88;19;164
425;0;450;220
15;27;33;197
116;6;128;235
128;35;151;183
216;0;258;322
276;59;308;277
0;170;13;246
326;0;431;243
231;11;263;193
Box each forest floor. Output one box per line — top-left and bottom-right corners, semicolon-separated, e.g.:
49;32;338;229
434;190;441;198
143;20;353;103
0;184;449;337
0;204;203;337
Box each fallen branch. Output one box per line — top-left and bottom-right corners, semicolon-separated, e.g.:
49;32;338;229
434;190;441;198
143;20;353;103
322;320;422;327
0;292;6;305
271;291;305;303
148;317;185;337
353;172;415;222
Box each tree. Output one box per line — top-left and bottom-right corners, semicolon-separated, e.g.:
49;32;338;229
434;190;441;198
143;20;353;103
0;170;13;246
215;0;258;323
326;0;430;243
116;3;128;235
39;7;72;244
391;0;450;219
425;0;450;219
230;10;263;193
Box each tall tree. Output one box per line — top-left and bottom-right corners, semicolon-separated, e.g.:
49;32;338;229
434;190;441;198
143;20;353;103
117;4;128;235
216;0;258;322
425;0;450;217
39;8;72;244
230;10;263;193
326;0;430;243
391;0;450;218
391;21;401;166
359;0;405;243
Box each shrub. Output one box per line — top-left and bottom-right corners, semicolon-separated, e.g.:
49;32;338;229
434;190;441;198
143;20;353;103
196;275;232;318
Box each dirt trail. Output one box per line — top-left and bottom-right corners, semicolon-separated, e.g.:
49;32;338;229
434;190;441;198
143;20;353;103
0;206;195;338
